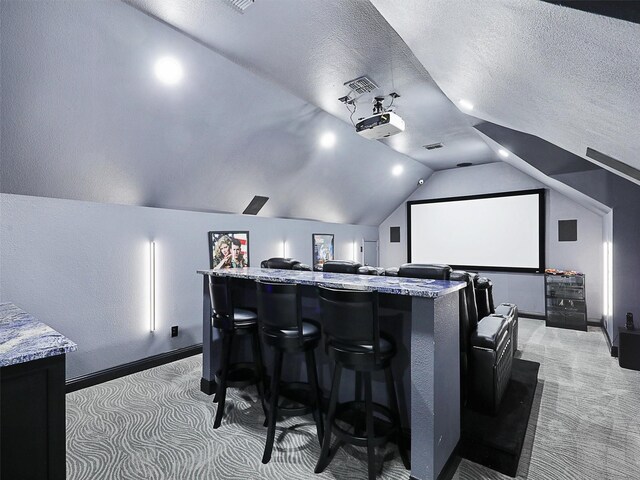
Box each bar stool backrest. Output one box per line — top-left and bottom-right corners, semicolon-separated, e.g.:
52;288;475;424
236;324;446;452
318;287;380;361
209;275;234;330
256;281;303;339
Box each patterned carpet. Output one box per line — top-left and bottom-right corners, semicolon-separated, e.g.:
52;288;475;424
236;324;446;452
67;319;640;479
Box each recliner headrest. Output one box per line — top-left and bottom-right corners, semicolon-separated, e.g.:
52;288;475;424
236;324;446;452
384;267;399;277
322;260;362;274
357;266;385;275
292;263;312;271
398;263;452;280
262;257;301;270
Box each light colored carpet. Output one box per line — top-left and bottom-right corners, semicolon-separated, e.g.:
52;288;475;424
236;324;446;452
67;319;640;479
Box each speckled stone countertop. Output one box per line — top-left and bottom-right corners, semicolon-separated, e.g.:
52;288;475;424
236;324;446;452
197;267;465;298
0;302;77;367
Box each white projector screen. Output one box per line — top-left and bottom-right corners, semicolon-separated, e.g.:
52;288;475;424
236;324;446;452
408;189;545;273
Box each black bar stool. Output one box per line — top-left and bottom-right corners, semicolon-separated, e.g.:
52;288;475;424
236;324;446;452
209;275;267;429
315;287;409;480
255;280;324;464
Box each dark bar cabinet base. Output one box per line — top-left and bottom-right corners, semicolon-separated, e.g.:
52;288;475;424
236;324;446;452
1;354;67;480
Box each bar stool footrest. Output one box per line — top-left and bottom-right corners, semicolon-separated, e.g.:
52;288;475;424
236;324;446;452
266;381;314;417
215;362;260;388
333;401;395;447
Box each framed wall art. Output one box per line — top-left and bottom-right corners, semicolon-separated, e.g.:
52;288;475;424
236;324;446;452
312;233;334;271
208;231;250;269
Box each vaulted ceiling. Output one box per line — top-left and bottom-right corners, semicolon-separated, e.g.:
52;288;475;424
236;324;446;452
1;0;638;225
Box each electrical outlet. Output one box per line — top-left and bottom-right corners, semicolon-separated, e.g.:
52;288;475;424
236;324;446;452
171;325;179;337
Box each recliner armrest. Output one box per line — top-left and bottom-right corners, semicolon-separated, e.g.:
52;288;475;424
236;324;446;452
471;315;509;350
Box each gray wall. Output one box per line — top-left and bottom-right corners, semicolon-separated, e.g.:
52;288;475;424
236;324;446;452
379;162;604;318
0;193;377;379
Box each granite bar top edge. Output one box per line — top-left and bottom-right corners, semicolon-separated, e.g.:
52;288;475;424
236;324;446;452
0;302;78;367
197;267;465;298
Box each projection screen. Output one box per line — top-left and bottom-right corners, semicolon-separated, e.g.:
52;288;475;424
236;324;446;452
407;189;545;273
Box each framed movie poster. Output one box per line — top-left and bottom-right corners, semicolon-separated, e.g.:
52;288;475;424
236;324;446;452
312;233;334;271
208;231;250;269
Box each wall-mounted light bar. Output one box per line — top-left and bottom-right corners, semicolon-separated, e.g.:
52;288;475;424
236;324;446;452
150;241;156;332
603;241;613;318
282;240;287;258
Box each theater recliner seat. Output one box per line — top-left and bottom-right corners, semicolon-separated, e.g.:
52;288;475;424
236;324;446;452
495;303;519;353
261;257;303;270
321;260;361;274
476;277;519;354
470;315;513;414
475;277;493;319
398;263;452;280
399;264;513;414
357;266;386;275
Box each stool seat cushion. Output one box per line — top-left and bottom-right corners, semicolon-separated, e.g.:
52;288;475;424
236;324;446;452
330;332;395;356
233;308;258;326
275;321;320;338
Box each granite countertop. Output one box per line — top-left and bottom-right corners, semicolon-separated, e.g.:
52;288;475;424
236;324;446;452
197;267;465;298
0;302;77;367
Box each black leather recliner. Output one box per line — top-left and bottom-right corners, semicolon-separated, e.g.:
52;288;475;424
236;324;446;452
398;263;452;280
357;266;386;275
475;277;519;354
398;264;513;414
260;257;311;271
321;260;361;274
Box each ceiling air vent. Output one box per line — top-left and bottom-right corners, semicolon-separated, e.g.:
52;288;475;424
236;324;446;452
344;76;378;95
242;195;269;215
223;0;255;13
423;143;444;150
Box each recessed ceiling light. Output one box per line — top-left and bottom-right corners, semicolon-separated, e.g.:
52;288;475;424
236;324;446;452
498;148;509;158
392;165;404;176
154;57;183;86
458;99;474;111
319;132;336;149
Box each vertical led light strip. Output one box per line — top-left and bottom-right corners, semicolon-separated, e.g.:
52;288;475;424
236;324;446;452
282;240;287;258
603;241;613;318
603;242;608;318
150;241;156;332
608;241;613;318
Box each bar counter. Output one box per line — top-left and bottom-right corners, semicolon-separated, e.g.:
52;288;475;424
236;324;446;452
0;302;77;480
197;267;464;480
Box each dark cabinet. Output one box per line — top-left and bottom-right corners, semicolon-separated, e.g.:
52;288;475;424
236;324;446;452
0;354;67;480
545;273;587;331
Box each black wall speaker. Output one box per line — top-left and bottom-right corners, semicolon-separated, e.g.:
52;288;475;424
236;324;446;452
390;226;400;243
558;219;577;242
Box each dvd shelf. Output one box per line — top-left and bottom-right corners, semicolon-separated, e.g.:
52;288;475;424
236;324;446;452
545;273;587;331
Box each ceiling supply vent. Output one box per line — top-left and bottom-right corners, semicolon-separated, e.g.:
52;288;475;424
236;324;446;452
344;76;378;95
222;0;255;13
456;162;473;168
423;143;444;150
586;147;640;183
242;195;269;215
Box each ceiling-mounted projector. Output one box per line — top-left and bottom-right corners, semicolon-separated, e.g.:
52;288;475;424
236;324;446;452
354;94;405;140
355;112;405;139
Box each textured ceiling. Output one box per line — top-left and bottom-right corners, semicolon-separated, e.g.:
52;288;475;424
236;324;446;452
0;0;431;225
3;0;638;226
371;0;640;177
125;0;498;171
